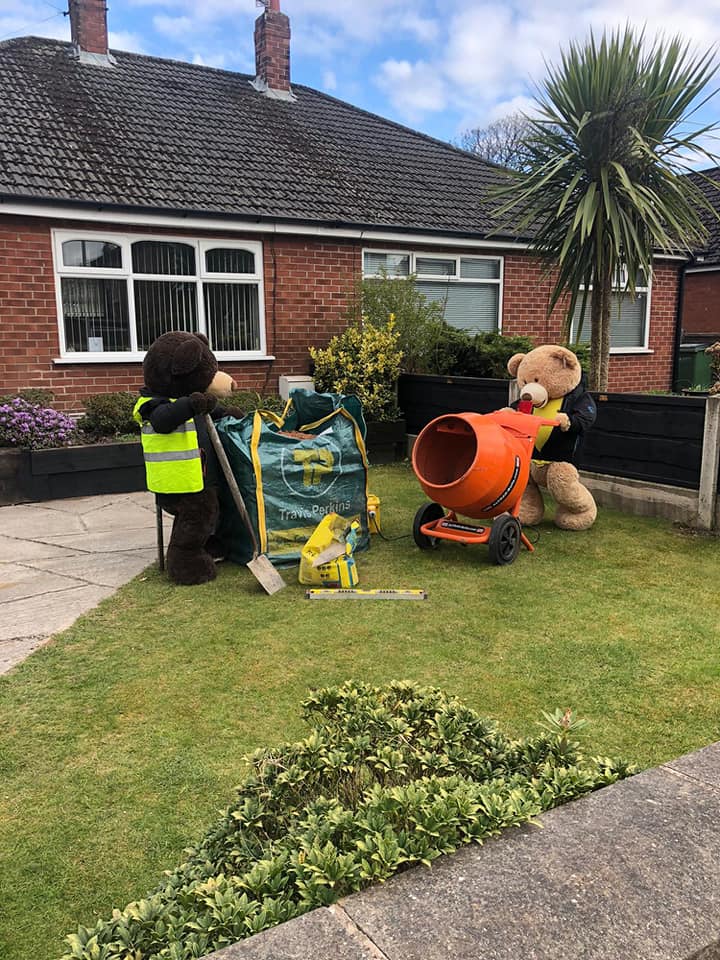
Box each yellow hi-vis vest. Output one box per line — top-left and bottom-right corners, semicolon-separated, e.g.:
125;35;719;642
133;396;204;494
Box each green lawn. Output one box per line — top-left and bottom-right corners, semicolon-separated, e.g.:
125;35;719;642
1;463;719;960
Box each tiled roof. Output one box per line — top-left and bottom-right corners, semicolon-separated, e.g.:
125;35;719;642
0;37;518;240
687;167;720;266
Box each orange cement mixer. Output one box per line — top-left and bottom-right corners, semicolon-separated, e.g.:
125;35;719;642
411;407;561;564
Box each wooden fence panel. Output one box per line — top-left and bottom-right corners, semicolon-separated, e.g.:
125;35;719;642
399;375;707;490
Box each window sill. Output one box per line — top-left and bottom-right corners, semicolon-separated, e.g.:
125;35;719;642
609;348;654;355
53;354;276;365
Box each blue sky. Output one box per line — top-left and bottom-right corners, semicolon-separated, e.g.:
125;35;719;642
2;0;720;151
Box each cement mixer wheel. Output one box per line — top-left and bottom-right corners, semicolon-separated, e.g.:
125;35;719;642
488;514;521;565
413;502;445;550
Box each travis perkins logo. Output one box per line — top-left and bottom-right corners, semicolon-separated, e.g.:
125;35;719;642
280;438;342;499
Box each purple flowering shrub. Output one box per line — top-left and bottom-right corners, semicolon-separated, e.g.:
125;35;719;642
0;398;77;449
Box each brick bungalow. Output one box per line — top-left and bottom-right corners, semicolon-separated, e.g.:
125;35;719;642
0;0;686;410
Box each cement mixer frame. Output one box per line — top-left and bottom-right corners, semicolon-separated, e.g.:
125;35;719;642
411;408;562;565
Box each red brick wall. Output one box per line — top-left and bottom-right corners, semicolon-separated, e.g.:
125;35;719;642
69;0;108;55
0;215;680;410
501;254;680;392
254;7;291;92
683;270;720;339
0;216;361;410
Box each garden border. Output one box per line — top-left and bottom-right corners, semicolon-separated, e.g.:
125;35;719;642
207;742;720;960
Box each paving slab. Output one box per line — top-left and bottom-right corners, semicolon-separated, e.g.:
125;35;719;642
0;534;80;563
0;583;116;642
664;741;720;789
80;500;172;532
0;564;88;602
0;504;86;538
41;527;165;554
124;490;160;510
25;549;158;588
338;766;720;960
207;906;377;960
24;494;125;515
0;492;167;675
0;635;50;674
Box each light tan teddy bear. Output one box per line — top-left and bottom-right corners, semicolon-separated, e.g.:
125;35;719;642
508;345;597;531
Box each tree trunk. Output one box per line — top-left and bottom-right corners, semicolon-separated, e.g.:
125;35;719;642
589;266;604;392
598;261;613;392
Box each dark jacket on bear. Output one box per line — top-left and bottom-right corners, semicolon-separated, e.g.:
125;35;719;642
136;390;227;488
512;382;596;462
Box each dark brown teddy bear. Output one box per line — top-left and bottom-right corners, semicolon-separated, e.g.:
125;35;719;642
133;331;244;585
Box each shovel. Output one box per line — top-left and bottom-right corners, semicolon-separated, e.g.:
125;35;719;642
205;414;286;595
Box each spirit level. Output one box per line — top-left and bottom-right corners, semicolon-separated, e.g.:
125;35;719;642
305;588;427;601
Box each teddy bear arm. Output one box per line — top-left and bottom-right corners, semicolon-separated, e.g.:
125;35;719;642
189;392;217;415
145;396;195;433
566;392;597;434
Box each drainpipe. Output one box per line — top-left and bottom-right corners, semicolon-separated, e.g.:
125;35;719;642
671;261;687;393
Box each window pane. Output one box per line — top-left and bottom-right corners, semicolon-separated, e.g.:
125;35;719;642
204;283;261;351
61;278;130;351
610;293;647;348
571;293;646;347
132;241;196;276
134;280;198;350
415;280;499;333
205;248;255;274
416;257;456;277
62;239;122;269
363;252;410;277
461;258;500;280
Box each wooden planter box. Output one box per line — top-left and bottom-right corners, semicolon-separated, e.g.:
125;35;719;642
0;441;145;506
365;419;407;465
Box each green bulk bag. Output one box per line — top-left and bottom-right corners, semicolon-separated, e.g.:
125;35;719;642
216;390;369;565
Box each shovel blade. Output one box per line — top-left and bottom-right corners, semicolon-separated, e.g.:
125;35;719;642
247;554;286;595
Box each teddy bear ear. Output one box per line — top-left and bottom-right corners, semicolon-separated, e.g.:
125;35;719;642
194;333;210;346
507;353;526;377
171;337;204;375
548;347;578;369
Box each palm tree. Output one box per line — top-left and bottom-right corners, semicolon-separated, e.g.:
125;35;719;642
497;27;719;390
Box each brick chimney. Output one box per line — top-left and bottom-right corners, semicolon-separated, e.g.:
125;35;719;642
68;0;114;64
253;0;293;98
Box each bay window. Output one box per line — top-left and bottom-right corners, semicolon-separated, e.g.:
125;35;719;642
53;231;266;360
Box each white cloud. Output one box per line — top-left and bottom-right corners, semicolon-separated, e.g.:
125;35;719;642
322;69;337;91
109;30;146;53
375;58;447;122
192;51;227;68
153;14;195;40
0;2;69;42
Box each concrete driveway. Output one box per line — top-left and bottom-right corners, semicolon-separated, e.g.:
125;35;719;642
0;491;171;675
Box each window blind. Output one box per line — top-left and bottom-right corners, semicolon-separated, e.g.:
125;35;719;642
571;292;647;348
416;281;499;333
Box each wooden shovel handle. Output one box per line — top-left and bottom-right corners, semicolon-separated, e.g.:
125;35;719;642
205;414;260;558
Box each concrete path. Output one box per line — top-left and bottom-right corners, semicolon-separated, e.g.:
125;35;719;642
0;491;170;675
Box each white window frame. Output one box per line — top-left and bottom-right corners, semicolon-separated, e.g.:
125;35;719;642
362;248;504;334
51;230;269;362
570;272;653;354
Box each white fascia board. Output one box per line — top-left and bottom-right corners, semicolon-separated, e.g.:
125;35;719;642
685;263;720;273
0;201;530;251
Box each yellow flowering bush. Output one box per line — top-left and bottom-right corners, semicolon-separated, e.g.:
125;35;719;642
309;321;403;421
